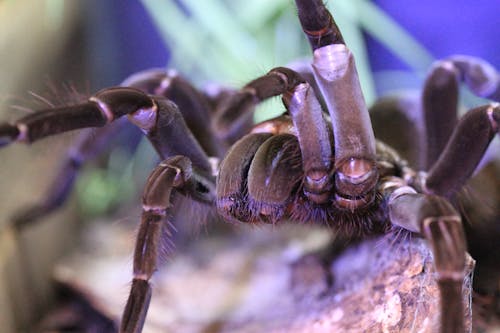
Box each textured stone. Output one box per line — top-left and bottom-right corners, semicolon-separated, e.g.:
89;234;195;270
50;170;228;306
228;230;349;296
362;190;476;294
51;222;476;333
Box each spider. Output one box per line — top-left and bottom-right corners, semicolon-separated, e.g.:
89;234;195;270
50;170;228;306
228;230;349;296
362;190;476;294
1;0;499;332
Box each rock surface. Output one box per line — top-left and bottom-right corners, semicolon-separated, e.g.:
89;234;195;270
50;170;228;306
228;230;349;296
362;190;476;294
50;220;475;333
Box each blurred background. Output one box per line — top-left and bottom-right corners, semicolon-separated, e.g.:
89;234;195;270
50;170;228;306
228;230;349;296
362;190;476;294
0;0;498;331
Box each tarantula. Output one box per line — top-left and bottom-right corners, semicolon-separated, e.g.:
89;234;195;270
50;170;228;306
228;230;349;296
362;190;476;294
1;0;499;332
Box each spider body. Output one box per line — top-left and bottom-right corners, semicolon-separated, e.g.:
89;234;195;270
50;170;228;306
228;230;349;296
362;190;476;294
1;1;499;332
218;123;400;236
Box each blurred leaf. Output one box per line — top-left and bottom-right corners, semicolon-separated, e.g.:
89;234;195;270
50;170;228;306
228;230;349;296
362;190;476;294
352;0;435;73
327;1;377;104
234;0;289;31
76;148;136;217
77;169;122;217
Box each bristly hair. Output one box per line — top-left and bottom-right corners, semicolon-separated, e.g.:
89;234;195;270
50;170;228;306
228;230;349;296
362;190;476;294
9;79;89;117
169;191;217;236
381;224;414;253
42;79;90;107
290;191;389;238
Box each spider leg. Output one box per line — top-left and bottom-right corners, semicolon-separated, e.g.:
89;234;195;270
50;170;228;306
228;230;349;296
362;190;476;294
121;155;214;333
425;103;500;197
294;0;344;50
369;94;423;168
217;132;272;223
422;61;460;169
422;56;500;169
246;133;303;223
286;58;328;110
11;118;140;229
213;66;305;142
6;70;217;227
123;69;224;157
296;0;378;206
0;87;154;146
284;82;334;203
445;55;500;102
217;66;334;201
386;186;468;333
0;87;156;229
0;78;213;171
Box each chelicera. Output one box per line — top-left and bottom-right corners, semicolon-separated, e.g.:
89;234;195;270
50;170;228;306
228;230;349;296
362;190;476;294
1;1;499;332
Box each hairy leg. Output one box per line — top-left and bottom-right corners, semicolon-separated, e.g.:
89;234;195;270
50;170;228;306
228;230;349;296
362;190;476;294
121;156;214;333
386;186;468;333
425;103;500;197
421;56;500;170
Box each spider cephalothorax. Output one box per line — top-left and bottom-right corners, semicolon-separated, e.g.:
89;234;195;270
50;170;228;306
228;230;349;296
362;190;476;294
1;0;499;332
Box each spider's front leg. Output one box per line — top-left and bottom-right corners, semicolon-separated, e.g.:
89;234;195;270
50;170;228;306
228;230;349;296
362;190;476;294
216;66;337;224
219;0;380;221
0;88;154;147
419;56;500;199
0;87;157;231
386;185;468;333
10;118;139;229
383;101;500;333
1;70;218;228
425;103;500;197
121;155;214;333
296;0;379;209
421;56;500;171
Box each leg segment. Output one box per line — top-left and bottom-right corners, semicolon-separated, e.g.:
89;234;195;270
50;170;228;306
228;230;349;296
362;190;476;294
445;55;500;102
421;56;500;169
121;156;214;333
12;119;141;229
216;132;273;223
422;62;459;170
246;133;303;223
0;87;152;145
133;98;212;173
386;187;468;333
123;68;224;157
213;67;305;142
297;1;378;207
284;82;334;203
217;67;334;203
311;45;376;174
294;0;344;50
0;84;213;173
425;103;500;197
369;94;423;168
